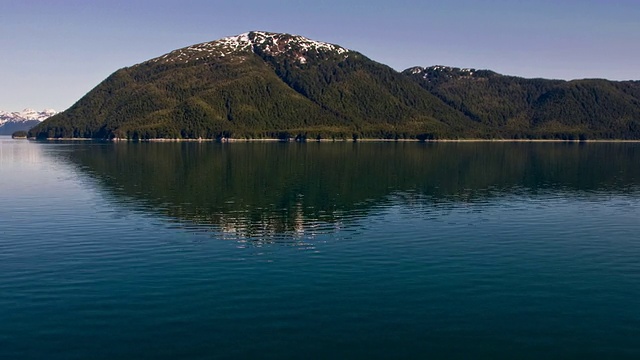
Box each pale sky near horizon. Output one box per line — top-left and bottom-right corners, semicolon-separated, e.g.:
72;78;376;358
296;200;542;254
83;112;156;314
1;0;639;111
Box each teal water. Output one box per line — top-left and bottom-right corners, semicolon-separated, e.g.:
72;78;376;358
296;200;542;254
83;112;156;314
1;136;640;359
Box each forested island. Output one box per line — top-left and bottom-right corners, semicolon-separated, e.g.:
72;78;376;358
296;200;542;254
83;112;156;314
11;131;28;139
29;31;640;141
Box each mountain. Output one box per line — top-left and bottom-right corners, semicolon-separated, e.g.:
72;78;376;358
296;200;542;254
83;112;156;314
29;31;640;140
403;66;640;139
27;31;479;140
0;109;57;135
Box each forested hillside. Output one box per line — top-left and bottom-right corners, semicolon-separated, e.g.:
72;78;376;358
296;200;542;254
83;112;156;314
29;32;640;140
404;66;640;139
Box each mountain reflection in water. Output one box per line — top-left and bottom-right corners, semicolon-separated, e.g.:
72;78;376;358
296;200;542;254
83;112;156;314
61;142;640;242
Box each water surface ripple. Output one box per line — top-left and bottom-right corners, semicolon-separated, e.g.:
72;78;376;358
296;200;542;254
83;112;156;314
1;137;639;359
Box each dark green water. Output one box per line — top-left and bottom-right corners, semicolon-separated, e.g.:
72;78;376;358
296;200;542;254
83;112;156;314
1;137;640;359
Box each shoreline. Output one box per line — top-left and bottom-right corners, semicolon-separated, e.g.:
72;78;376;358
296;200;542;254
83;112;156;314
30;137;640;143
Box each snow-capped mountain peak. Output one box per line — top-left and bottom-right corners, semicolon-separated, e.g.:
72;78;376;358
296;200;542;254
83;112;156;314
147;31;351;65
0;108;58;127
218;31;349;55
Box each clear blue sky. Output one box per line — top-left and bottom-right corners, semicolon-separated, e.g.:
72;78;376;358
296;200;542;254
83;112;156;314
2;0;639;111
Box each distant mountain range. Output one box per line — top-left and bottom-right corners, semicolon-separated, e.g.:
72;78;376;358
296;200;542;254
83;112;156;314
29;31;640;140
1;109;57;135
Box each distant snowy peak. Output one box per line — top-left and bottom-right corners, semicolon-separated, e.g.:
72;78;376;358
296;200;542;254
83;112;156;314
0;108;58;125
147;31;351;65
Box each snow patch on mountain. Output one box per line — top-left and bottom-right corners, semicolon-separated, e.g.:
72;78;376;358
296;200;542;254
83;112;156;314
145;31;351;65
404;66;486;83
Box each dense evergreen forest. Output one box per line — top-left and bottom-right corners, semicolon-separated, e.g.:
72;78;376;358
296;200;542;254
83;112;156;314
404;66;640;140
29;32;640;140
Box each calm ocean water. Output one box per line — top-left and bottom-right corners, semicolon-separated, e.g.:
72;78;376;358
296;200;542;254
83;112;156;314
1;136;640;359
